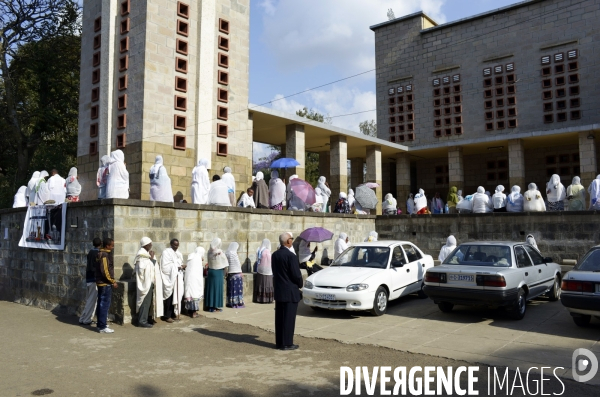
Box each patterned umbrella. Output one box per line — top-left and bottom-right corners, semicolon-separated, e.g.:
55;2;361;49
299;227;334;243
290;178;316;205
355;185;378;209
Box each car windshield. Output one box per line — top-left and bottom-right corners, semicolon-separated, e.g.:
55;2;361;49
575;248;600;272
443;244;512;267
331;246;390;269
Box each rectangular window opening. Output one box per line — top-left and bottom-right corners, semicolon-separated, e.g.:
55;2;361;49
91;87;100;102
218;36;229;51
90;123;98;137
175;76;187;92
175;57;188;73
218;70;229;85
94;17;101;32
217;142;228;156
93;51;101;66
174;134;187;150
118;75;128;90
116;133;126;148
93;35;101;49
174;95;187;111
177;2;190;18
218;87;228;103
176;38;189;55
120;18;130;34
174;115;186;130
177;20;189;37
91;105;99;119
120;0;130;15
119;55;128;72
217;124;228;138
217;105;228;120
219;18;230;34
117;94;127;110
117;114;126;129
89;141;98;156
120;37;129;53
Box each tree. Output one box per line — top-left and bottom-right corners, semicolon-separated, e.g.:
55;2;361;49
296;107;331;186
296;106;332;124
359;119;377;137
387;8;395;21
0;0;80;208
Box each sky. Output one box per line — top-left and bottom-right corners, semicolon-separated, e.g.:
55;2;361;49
249;0;523;161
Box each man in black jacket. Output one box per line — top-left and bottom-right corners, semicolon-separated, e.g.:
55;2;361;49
271;232;304;350
79;237;102;325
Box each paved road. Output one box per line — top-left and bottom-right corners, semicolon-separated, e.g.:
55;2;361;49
1;301;599;397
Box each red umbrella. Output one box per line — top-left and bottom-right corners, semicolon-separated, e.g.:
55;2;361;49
290;178;316;205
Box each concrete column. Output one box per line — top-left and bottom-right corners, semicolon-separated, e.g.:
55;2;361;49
350;158;364;189
285;124;305;180
448;147;464;191
329;136;348;205
318;151;330;183
578;131;598;189
395;152;411;214
508;139;525;189
366;145;383;214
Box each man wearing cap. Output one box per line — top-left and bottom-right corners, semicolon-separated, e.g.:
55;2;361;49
134;237;164;328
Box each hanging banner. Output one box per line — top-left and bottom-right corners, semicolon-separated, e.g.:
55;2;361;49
18;203;67;250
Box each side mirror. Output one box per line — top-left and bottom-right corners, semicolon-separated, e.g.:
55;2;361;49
392;261;405;268
543;257;553;264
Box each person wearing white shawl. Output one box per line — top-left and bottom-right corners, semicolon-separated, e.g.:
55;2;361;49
135;237;164;328
492;185;507;212
106;150;129;199
269;170;286;210
526;234;538;250
26;171;40;204
191;159;210;204
206;238;228;312
221;166;236;206
317;176;331;213
208;175;232;206
237;188;256;208
566;177;586;211
506;186;524;212
438;235;457;263
382;193;398;215
546;174;566;211
254;239;274;303
354;199;368;215
347;189;356;208
34;170;50;205
311;187;324;212
184;247;205;318
364;231;378;242
334;233;349;259
160;239;184;322
406;193;415;215
225;242;245;308
588;175;600;210
414;189;428;214
472;187;490;214
523;183;546;212
13;186;27;208
65;167;82;202
149;155;174;202
286;174;305;211
47;169;66;204
484;191;494;213
97;155;110;199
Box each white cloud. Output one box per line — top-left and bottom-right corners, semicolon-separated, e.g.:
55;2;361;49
260;0;447;74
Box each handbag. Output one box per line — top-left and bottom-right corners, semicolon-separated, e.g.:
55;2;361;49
203;264;208;277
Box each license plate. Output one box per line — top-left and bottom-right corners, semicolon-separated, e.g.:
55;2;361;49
316;294;336;301
448;274;475;282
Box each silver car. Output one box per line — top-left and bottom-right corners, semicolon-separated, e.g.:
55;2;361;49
423;242;562;320
560;245;600;327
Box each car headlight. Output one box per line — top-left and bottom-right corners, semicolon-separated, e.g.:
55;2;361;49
346;284;369;292
304;280;314;289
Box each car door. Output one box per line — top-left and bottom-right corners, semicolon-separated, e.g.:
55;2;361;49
389;245;413;299
524;245;555;294
514;245;538;294
401;244;422;293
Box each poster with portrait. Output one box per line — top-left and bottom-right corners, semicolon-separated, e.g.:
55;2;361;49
18;203;67;250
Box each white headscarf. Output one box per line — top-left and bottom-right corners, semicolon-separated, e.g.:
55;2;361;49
257;239;272;275
47;170;66;204
407;193;415;214
207;179;231;206
34;171;50;205
106;150;129;199
208;238;228;269
546;174;566;202
185;247;205;301
13;186;28;208
347;189;355;207
269;170;286;207
221;166;236;195
526;234;538;249
334;232;349;259
382;193;397;211
255;172;264;181
523;183;546;212
149;155;174;202
506;186;523;212
97;155;110;199
317;176;331;200
588;175;600;210
26;171;40;202
414;189;427;212
492;185;506;209
472;187;490;213
192;159;210;204
225;242;242;273
65;167;82;197
365;231;378;242
438;235;457;262
339;192;347;199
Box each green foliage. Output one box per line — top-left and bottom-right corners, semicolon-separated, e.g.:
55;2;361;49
296;106;332;124
359;119;377;137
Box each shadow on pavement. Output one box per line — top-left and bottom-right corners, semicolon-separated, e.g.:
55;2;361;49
194;328;275;349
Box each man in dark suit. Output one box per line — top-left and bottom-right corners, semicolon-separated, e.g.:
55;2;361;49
271;232;304;350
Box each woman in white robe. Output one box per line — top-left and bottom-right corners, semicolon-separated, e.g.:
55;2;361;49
472;187;490;214
221;166;236;206
546;174;566;211
334;233;349;259
414;189;428;214
26;171;40;204
526;234;538;250
34;171;50;205
347;189;356;209
191;159;210;204
317;176;331;213
286;174;305;211
506;186;524;212
184;247;205;318
65;167;82;202
311;187;324;212
254;239;274;303
106;150;129;199
438;235;457;263
237;188;256;208
208;176;232;206
135;237;164;325
13;186;27;208
382;193;398;215
566;177;586;211
47;171;66;204
588;175;600;210
97;155;110;199
523;183;546;212
364;231;378;242
269;170;286;210
149;155;174;202
205;238;228;312
406;193;415;215
492;185;507;212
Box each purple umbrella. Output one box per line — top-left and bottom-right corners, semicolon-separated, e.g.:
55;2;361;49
299;227;334;243
290;178;316;205
359;182;380;189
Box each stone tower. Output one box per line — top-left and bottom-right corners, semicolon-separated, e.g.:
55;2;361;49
77;0;252;201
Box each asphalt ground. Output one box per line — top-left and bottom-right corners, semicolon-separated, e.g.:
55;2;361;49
0;301;598;397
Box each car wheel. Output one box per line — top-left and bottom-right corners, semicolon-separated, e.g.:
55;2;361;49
417;282;428;299
370;286;388;316
547;276;561;301
573;315;591;327
438;302;454;313
508;288;527;320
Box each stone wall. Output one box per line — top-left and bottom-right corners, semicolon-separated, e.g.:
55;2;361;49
376;211;600;262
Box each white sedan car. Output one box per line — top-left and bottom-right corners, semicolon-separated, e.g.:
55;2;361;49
302;241;434;316
560;245;600;327
423;242;562;320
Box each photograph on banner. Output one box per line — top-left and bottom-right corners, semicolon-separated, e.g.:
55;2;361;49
18;204;67;250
